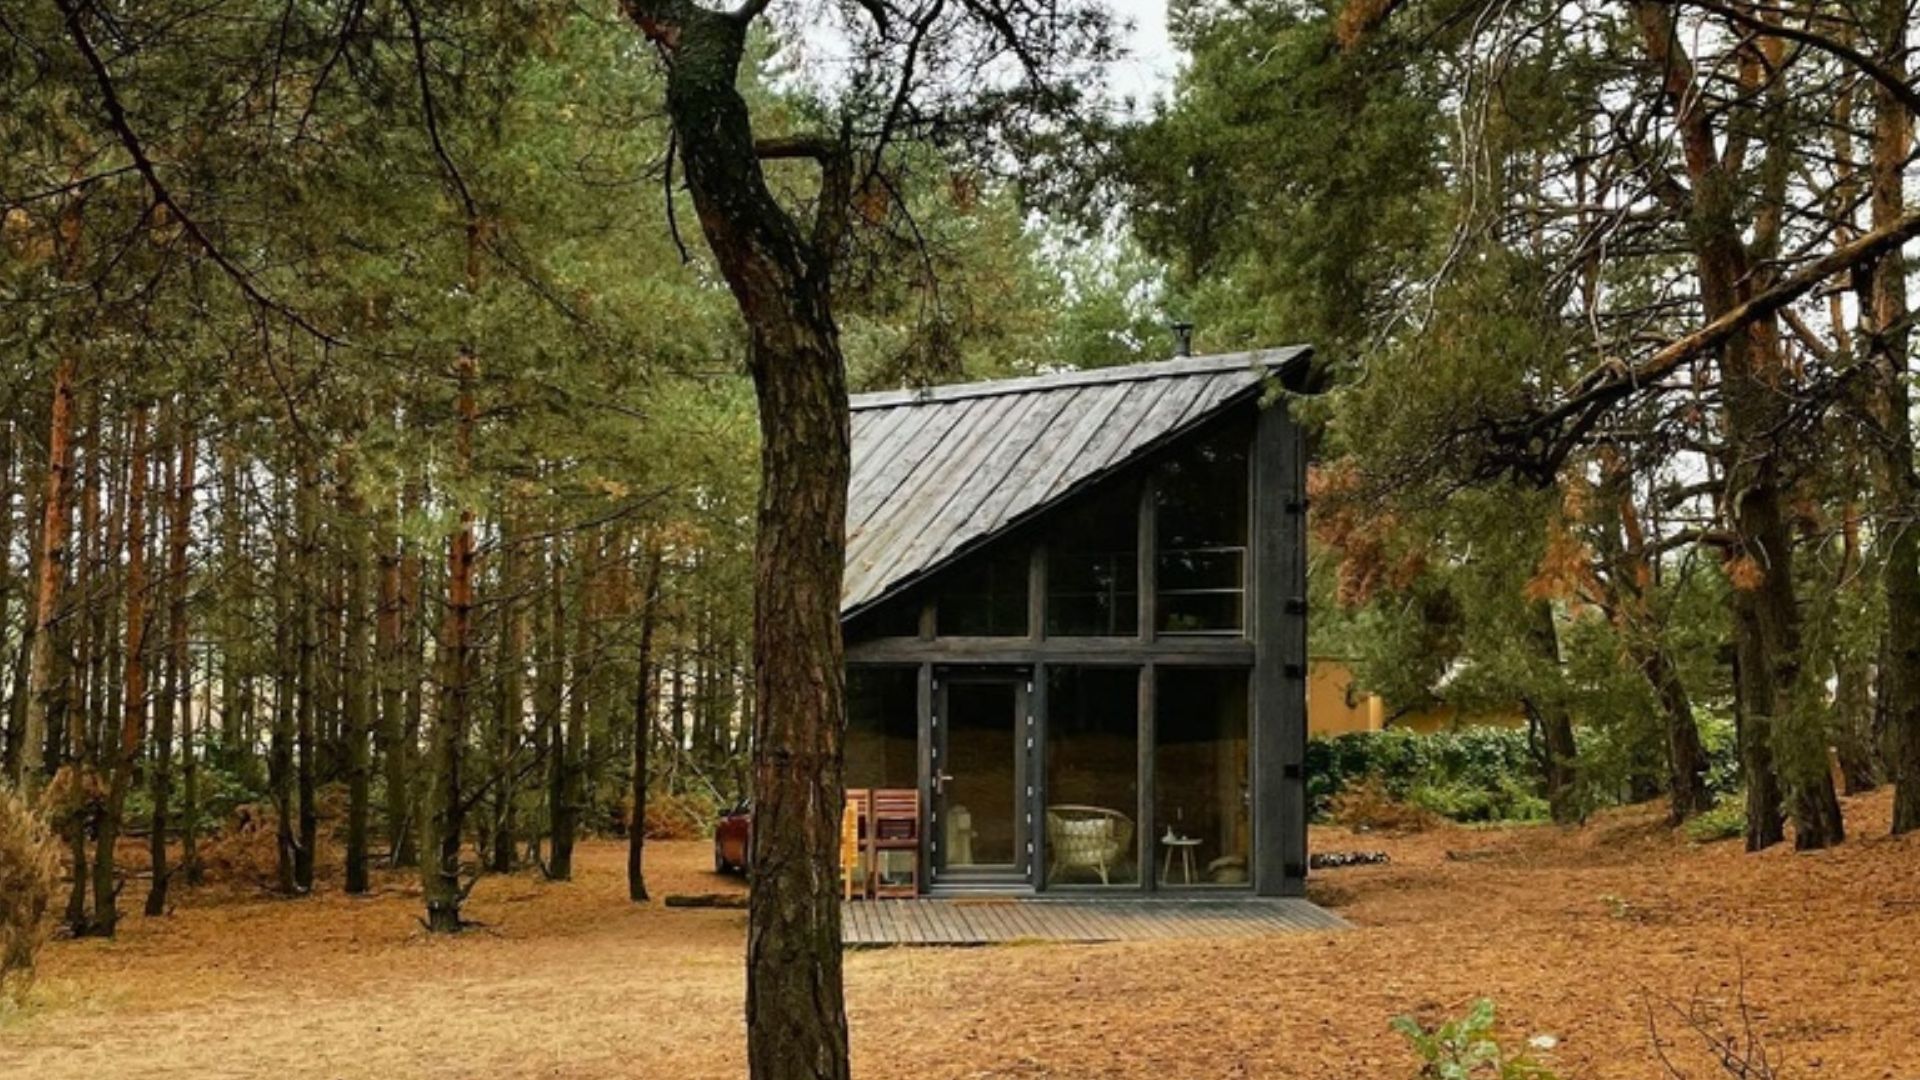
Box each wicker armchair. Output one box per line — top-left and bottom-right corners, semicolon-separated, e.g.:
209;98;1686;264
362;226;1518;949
1045;805;1134;886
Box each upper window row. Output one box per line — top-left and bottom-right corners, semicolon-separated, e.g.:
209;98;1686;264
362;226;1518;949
876;417;1249;638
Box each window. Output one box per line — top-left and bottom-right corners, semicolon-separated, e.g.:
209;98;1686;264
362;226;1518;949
850;592;922;640
1155;418;1249;633
1152;667;1250;886
1045;667;1140;886
935;545;1029;636
1046;485;1139;637
846;667;918;790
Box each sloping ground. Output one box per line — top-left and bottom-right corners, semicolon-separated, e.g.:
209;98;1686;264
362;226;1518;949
5;791;1917;1079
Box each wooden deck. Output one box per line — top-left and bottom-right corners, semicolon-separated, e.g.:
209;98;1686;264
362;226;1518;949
842;897;1350;947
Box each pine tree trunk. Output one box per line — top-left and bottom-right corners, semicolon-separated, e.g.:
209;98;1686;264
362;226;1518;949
628;538;665;902
294;463;320;892
146;411;193;916
90;404;148;938
377;536;412;868
342;452;373;895
18;353;76;790
1631;3;1840;849
489;510;523;875
271;479;299;896
538;530;566;875
424;356;479;933
62;411;98;934
1861;1;1920;835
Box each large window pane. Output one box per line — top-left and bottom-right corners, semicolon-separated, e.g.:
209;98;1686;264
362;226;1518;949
1046;485;1139;637
1045;667;1140;886
936;546;1029;636
1155;419;1249;633
847;667;918;790
1153;667;1250;886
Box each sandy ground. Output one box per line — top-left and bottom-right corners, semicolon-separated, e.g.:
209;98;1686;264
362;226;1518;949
4;791;1919;1079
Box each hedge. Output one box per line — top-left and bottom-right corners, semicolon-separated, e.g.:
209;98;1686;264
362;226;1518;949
1307;727;1548;823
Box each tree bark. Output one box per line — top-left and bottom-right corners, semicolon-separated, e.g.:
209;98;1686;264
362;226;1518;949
146;410;193;916
270;477;299;895
294;462;320;891
623;5;856;1075
342;451;374;895
89;404;148;938
1632;3;1839;849
489;509;524;875
1861;0;1920;835
17;353;76;791
628;536;665;902
424;356;479;934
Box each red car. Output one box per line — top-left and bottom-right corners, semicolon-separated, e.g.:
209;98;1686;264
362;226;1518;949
714;802;751;874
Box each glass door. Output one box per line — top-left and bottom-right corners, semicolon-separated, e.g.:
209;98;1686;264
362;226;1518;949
931;671;1031;886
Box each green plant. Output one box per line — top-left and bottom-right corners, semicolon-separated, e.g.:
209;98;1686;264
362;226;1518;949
1309;728;1546;823
1392;999;1559;1079
1684;797;1747;843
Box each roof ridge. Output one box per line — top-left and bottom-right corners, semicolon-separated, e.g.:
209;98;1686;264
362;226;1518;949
848;346;1311;412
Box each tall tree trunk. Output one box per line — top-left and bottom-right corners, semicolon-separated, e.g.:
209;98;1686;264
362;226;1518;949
377;533;412;868
424;356;479;933
1862;0;1920;835
489;509;523;875
146;411;193;916
294;462;320;892
342;451;373;895
624;9;856;1075
270;479;299;895
538;530;565;874
1523;602;1579;823
62;408;98;934
18;353;76;791
1633;3;1837;849
550;527;594;882
90;405;148;938
628;537;665;903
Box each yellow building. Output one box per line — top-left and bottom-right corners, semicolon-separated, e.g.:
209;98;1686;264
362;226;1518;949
1308;658;1526;736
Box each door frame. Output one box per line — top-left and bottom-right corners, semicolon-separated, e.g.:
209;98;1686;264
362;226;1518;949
928;666;1034;890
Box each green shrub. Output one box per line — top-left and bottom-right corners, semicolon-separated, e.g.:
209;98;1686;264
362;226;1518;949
1309;728;1545;824
1684;797;1746;843
1393;999;1559;1079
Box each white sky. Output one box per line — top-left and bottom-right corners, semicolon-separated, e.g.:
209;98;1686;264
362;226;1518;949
1104;0;1181;110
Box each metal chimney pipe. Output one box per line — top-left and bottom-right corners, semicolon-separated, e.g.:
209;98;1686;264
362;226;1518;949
1170;321;1195;358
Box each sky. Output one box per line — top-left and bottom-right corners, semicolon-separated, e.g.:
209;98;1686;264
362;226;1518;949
1105;0;1181;109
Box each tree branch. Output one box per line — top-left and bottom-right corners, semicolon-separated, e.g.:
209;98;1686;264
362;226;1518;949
1513;207;1920;466
55;0;341;344
1667;0;1920;119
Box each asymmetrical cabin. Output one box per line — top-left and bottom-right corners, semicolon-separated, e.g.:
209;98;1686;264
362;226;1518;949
842;348;1313;897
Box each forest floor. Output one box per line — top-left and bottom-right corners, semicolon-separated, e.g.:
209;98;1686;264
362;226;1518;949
5;789;1918;1079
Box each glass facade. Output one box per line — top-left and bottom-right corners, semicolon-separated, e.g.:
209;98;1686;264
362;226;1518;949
935;547;1029;636
1044;667;1140;886
846;666;918;791
843;408;1271;893
1155;419;1249;634
939;679;1020;868
1152;667;1251;886
1046;485;1140;636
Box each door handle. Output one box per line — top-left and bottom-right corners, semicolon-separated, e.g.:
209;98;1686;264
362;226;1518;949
933;771;953;795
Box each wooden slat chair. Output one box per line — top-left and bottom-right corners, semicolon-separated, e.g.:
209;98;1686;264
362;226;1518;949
841;789;873;901
867;788;921;899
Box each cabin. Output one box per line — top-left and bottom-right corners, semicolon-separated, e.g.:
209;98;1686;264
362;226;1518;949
841;347;1314;898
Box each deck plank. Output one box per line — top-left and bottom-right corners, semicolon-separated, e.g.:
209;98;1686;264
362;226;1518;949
844;896;1349;947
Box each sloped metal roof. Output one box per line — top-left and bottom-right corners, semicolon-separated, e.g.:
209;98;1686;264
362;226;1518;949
842;347;1312;616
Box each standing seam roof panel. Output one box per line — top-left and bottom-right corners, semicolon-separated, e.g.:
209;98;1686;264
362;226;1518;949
840;348;1311;614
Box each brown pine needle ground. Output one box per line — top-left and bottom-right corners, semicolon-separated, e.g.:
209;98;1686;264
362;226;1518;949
4;789;1918;1079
